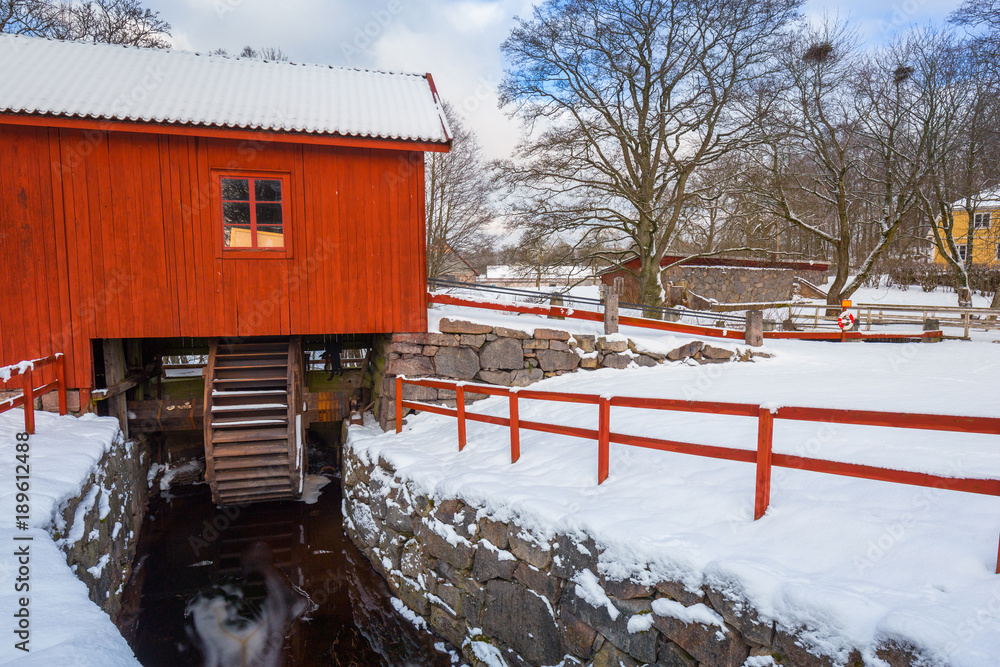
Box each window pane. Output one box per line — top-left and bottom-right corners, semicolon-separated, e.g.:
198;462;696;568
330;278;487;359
221;178;249;201
255;179;282;202
257;225;285;248
224;224;253;248
223;202;251;227
256;202;283;225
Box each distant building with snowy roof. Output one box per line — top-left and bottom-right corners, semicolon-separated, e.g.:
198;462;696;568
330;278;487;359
483;265;598;289
929;188;1000;266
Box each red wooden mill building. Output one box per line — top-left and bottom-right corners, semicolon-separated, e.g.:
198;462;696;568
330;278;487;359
0;35;450;503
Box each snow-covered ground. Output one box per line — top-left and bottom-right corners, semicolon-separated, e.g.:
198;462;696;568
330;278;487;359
353;305;1000;666
0;410;139;666
810;280;994;309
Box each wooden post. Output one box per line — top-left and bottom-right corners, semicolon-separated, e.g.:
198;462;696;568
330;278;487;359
597;396;610;484
509;391;520;463
22;367;34;435
604;277;622;335
79;388;92;414
103;339;129;440
745;310;764;347
456;385;467;451
964;311;971;339
395;376;403;434
56;354;67;416
754;407;774;520
548;290;565;320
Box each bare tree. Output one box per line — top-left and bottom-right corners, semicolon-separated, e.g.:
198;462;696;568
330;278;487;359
0;0;58;35
212;46;290;61
239;45;288;61
499;0;800;312
748;22;927;306
951;0;1000;28
910;30;1000;304
679;155;783;255
426;103;495;282
1;0;170;47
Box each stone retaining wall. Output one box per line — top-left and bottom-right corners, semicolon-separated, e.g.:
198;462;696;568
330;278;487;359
369;319;745;431
50;431;151;620
343;446;922;667
661;266;797;305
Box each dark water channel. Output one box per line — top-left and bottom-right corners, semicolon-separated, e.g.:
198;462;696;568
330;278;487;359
123;476;455;667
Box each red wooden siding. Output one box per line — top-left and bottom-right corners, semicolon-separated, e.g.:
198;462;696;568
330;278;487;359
0;123;428;390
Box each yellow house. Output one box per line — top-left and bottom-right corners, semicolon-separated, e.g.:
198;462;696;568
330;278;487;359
932;189;1000;265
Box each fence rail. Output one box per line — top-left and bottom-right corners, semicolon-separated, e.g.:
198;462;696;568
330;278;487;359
395;375;1000;573
431;278;997;338
429;278;747;326
0;354;68;433
428;292;942;343
787;303;1000;338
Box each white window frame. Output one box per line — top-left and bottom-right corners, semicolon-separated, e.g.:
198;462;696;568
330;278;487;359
957;243;967;261
973;212;991;229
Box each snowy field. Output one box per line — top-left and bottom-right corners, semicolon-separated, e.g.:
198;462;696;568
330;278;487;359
0;410;139;666
831;283;993;308
352;305;1000;666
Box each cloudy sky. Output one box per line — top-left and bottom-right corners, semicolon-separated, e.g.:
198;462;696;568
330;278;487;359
147;0;963;159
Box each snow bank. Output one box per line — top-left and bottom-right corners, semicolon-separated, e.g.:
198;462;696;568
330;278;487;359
350;334;1000;665
0;409;139;665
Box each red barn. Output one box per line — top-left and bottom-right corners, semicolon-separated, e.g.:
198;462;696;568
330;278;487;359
0;35;450;502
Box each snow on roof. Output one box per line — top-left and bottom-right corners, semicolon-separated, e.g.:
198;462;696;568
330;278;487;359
486;265;590;280
0;34;451;144
951;187;1000;210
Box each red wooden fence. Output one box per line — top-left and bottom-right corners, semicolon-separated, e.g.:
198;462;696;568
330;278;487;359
395;375;1000;573
1;354;68;434
427;293;942;343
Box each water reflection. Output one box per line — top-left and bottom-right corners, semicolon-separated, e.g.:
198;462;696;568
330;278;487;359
186;543;313;667
125;478;454;667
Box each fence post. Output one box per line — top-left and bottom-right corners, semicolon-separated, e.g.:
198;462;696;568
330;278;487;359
746;310;764;347
603;278;621;335
57;354;67;416
509;391;520;463
395;376;403;434
456;385;467;451
964;311;971;339
548;290;565;320
23;367;35;435
598;396;610;484
754;406;774;520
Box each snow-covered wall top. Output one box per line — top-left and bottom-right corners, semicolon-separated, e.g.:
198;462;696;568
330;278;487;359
0;34;451;144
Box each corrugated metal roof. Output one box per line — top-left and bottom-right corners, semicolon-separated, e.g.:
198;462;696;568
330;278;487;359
0;34;451;144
